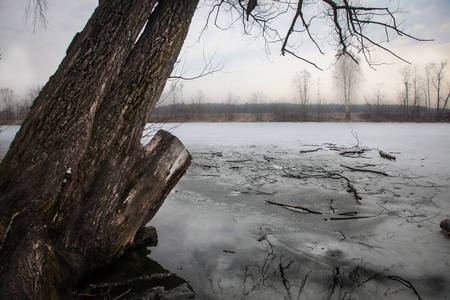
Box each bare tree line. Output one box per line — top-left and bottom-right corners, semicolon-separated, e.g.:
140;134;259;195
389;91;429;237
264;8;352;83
151;58;449;123
400;60;449;119
0;86;41;124
2;59;448;125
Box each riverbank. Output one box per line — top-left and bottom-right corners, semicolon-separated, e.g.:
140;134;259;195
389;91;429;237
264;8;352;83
148;111;450;123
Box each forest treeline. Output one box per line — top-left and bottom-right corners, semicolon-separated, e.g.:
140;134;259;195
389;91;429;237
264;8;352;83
149;102;449;123
1;90;449;125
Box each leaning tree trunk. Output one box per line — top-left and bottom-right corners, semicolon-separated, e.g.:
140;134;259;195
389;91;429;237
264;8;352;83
0;0;198;298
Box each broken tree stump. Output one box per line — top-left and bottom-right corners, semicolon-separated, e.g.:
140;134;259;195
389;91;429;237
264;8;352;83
0;130;191;299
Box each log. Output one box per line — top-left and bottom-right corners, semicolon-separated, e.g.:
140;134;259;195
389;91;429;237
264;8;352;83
379;150;396;160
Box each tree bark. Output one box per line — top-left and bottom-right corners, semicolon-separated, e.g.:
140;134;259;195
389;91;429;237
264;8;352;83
0;0;198;298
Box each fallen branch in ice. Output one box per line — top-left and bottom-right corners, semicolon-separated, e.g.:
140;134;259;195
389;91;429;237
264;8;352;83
226;159;252;163
282;166;363;203
378;203;442;225
265;200;358;216
377;203;404;218
339;149;366;157
334;230;346;240
195;163;219;170
388;276;422;300
379;150;396;161
358;241;383;249
196;151;223;157
300;148;322;153
298;270;312;298
339;174;362;203
329;215;375;221
402;209;442;224
340;164;389;176
243;187;275;195
265;200;323;215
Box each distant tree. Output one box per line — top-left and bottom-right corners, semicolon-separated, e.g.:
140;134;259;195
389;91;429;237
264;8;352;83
430;60;449;117
333;54;362;120
0;88;16;122
16;85;43;120
424;64;433;116
293;69;312;120
364;83;387;120
399;66;412;116
250;91;265;122
193;89;206;120
225;92;237;121
411;67;422;118
316;78;323;122
169;82;180;119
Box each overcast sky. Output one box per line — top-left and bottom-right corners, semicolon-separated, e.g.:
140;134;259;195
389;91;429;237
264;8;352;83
0;0;449;105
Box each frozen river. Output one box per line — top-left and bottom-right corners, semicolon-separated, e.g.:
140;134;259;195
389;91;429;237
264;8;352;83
1;122;449;299
144;122;450;300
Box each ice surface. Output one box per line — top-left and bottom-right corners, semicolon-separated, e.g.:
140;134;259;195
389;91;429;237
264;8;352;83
146;122;450;300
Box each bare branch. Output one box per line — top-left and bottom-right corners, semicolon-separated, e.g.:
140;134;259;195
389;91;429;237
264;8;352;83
26;0;48;30
169;47;229;80
206;0;431;68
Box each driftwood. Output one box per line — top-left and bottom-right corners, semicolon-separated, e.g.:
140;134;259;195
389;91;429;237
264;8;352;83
300;148;322;153
339;174;362;203
265;200;359;216
282;166;362;203
329;215;375;221
379;150;396;160
340;149;365;156
340;164;389;176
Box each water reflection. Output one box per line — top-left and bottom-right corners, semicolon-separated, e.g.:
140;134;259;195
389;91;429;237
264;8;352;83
76;244;194;299
147;192;434;300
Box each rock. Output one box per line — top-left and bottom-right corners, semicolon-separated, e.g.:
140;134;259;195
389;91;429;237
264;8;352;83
133;226;158;247
440;219;450;234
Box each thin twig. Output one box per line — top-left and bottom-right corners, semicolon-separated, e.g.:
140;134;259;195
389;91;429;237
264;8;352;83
388;276;422;300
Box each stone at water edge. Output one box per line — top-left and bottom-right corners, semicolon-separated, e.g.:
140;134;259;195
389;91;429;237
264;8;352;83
440;219;450;235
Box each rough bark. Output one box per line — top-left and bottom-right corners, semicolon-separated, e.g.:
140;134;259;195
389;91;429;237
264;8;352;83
0;0;198;298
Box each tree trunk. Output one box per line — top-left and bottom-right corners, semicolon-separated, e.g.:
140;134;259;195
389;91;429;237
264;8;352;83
0;0;198;298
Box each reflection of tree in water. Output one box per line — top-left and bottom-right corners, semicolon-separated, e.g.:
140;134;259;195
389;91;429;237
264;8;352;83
76;245;194;299
235;231;422;300
242;231;310;300
77;229;425;299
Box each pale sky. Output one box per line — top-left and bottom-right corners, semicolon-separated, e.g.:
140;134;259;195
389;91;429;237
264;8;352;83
0;0;449;105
